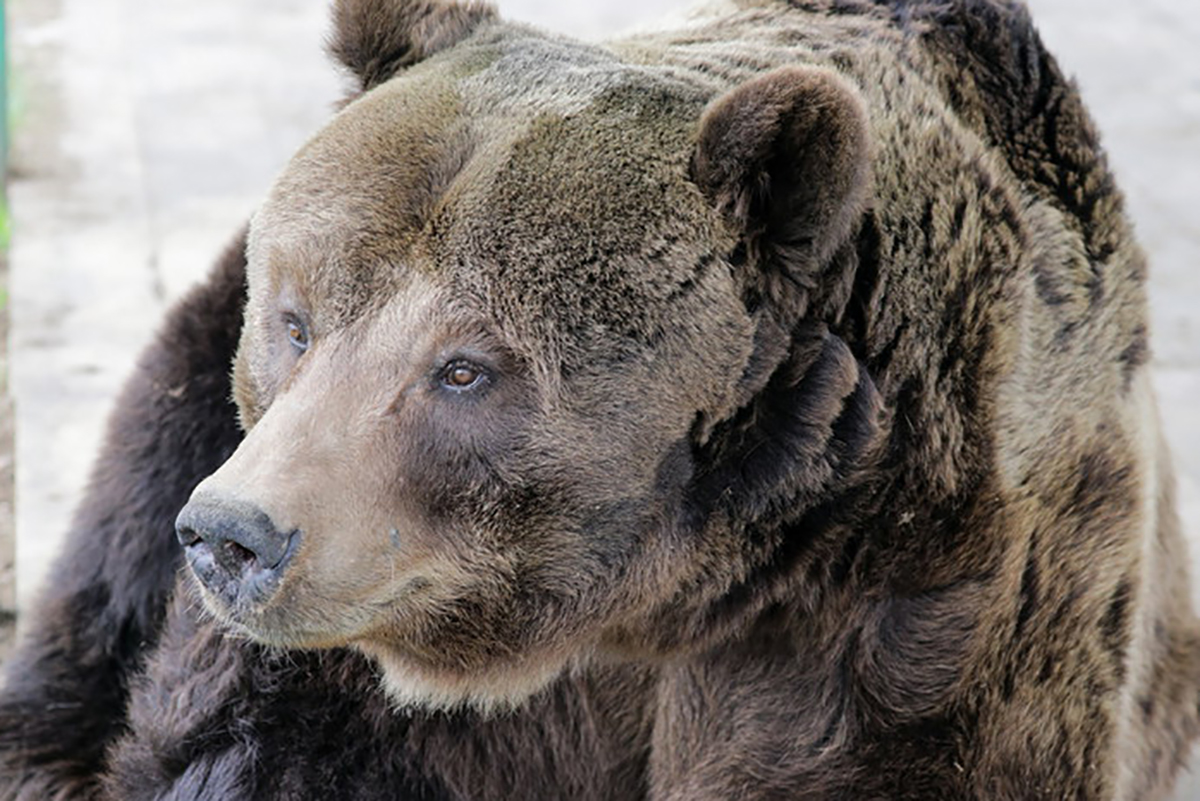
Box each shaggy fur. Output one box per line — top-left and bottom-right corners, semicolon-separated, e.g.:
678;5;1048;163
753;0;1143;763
2;0;1196;799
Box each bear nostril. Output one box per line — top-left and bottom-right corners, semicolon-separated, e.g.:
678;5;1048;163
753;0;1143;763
221;539;257;567
175;495;300;604
178;525;203;549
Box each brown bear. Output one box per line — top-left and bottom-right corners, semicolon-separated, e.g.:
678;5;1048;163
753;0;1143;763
2;0;1197;798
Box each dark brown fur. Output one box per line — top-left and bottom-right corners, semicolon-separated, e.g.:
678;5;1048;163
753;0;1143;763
1;1;1196;799
0;233;247;800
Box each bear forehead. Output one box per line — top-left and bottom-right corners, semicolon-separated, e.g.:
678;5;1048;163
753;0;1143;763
249;29;732;339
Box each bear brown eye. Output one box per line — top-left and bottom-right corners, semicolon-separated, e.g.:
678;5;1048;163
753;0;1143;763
284;316;309;353
440;360;485;391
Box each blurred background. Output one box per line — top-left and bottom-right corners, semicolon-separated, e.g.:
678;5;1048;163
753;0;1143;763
0;0;1197;788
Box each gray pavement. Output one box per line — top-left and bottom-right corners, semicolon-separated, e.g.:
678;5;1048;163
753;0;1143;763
5;0;1200;795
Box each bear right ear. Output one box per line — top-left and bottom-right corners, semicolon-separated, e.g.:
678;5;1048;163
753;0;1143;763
691;65;872;327
330;0;497;91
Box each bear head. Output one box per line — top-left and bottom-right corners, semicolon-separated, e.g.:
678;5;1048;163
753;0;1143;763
175;0;884;711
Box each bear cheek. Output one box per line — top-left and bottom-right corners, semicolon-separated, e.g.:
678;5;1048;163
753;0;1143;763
261;445;468;630
285;419;524;642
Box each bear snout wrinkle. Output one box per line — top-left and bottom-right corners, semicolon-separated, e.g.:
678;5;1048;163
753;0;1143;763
176;494;300;606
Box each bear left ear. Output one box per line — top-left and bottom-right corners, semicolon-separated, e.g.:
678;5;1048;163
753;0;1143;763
330;0;497;91
691;65;872;320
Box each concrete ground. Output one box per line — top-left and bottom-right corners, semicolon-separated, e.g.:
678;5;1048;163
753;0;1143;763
4;0;1199;794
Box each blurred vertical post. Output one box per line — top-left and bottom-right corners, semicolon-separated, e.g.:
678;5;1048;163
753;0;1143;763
0;0;6;180
0;0;14;660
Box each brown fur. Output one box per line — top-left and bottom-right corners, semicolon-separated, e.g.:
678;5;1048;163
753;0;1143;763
1;1;1196;799
329;0;496;90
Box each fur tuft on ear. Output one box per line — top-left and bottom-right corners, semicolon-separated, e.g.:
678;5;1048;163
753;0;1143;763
691;65;872;314
330;0;496;91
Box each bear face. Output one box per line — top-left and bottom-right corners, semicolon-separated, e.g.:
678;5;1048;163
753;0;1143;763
175;14;878;711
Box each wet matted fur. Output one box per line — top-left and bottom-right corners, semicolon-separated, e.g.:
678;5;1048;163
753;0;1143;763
2;1;1197;799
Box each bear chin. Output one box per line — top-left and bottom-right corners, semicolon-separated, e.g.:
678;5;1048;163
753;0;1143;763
355;640;588;714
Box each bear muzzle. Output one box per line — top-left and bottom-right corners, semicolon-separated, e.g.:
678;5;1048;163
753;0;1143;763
176;493;301;609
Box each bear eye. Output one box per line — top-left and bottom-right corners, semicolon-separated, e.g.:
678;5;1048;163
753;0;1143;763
284;315;310;353
439;360;486;392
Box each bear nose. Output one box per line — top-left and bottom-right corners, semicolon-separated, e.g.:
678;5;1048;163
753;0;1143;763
176;495;300;606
